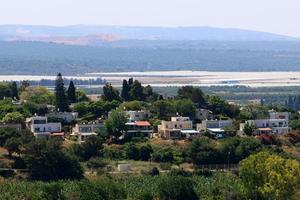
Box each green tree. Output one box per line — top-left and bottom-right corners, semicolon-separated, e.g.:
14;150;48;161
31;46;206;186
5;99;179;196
20;86;54;105
139;144;153;161
2;112;24;124
129;80;145;101
24;139;83;180
81;135;103;160
243;123;255;136
105;109;127;138
177;86;206;107
150;100;175;120
0;128;21;146
239;152;300;200
121;100;147;111
10;81;19;100
0;83;12;100
187;137;220;165
76;90;89;102
67;80;77;103
121;79;130;101
125;142;140;160
55;73;69;112
102;83;120;102
173;99;196;118
4;137;21;156
157;176;199;200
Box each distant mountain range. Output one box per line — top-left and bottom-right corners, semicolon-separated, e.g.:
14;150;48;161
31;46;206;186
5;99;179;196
0;25;298;46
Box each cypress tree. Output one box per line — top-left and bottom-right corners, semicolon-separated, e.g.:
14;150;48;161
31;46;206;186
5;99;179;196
129;80;145;101
55;73;69;112
67;81;77;103
11;81;19;100
121;80;130;101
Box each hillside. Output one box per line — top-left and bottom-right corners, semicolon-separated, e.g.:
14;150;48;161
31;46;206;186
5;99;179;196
0;25;298;43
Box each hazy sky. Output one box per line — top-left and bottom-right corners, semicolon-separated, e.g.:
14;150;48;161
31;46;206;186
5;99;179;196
0;0;299;37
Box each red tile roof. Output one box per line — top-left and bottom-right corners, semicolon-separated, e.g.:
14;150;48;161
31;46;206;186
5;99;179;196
135;121;151;126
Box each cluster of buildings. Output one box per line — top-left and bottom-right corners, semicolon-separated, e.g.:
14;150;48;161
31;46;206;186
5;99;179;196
0;107;293;142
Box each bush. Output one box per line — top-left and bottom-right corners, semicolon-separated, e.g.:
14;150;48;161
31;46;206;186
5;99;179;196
149;167;160;176
152;148;174;163
157;175;199;200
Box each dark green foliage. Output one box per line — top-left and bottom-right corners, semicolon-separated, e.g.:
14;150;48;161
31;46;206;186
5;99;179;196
10;81;19;100
23;102;48;115
55;73;69;112
78;179;126;200
129;80;145;101
67;81;77;103
4;137;21;156
156;175;199;200
73;100;120;120
208;95;240;119
125;142;140;160
243;123;255;136
139;144;153;161
0;83;12;100
24;139;83;180
69;135;103;161
150;100;175;120
152;147;174;163
121;79;130;101
102;83;120;102
187;137;221;165
177;86;206;108
0;128;21;146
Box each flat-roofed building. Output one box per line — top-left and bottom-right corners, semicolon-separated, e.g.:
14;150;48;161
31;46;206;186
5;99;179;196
72;122;104;142
125;110;151;122
126;121;153;138
27;116;62;138
158;117;194;139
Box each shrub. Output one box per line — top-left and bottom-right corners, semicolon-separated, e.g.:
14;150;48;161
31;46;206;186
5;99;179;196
157;175;199;200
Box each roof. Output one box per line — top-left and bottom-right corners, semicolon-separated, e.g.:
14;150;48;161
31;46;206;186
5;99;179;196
135;121;151;126
181;130;199;134
257;128;273;131
207;128;225;133
80;132;97;136
51;132;65;136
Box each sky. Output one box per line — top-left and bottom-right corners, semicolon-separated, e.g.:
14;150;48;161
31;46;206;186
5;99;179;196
0;0;299;37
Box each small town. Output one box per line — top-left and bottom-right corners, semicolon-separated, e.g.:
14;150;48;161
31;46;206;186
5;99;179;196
0;73;299;199
1;1;300;199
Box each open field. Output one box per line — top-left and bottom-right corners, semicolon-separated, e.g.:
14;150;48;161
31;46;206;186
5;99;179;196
1;71;300;87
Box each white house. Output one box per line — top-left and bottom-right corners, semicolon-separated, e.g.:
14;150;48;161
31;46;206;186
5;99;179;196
72;122;104;142
197;119;233;131
268;110;290;120
241;110;292;135
197;119;233;138
125;110;151;122
28;116;62;138
46;112;78;123
245;119;291;135
158;117;197;139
